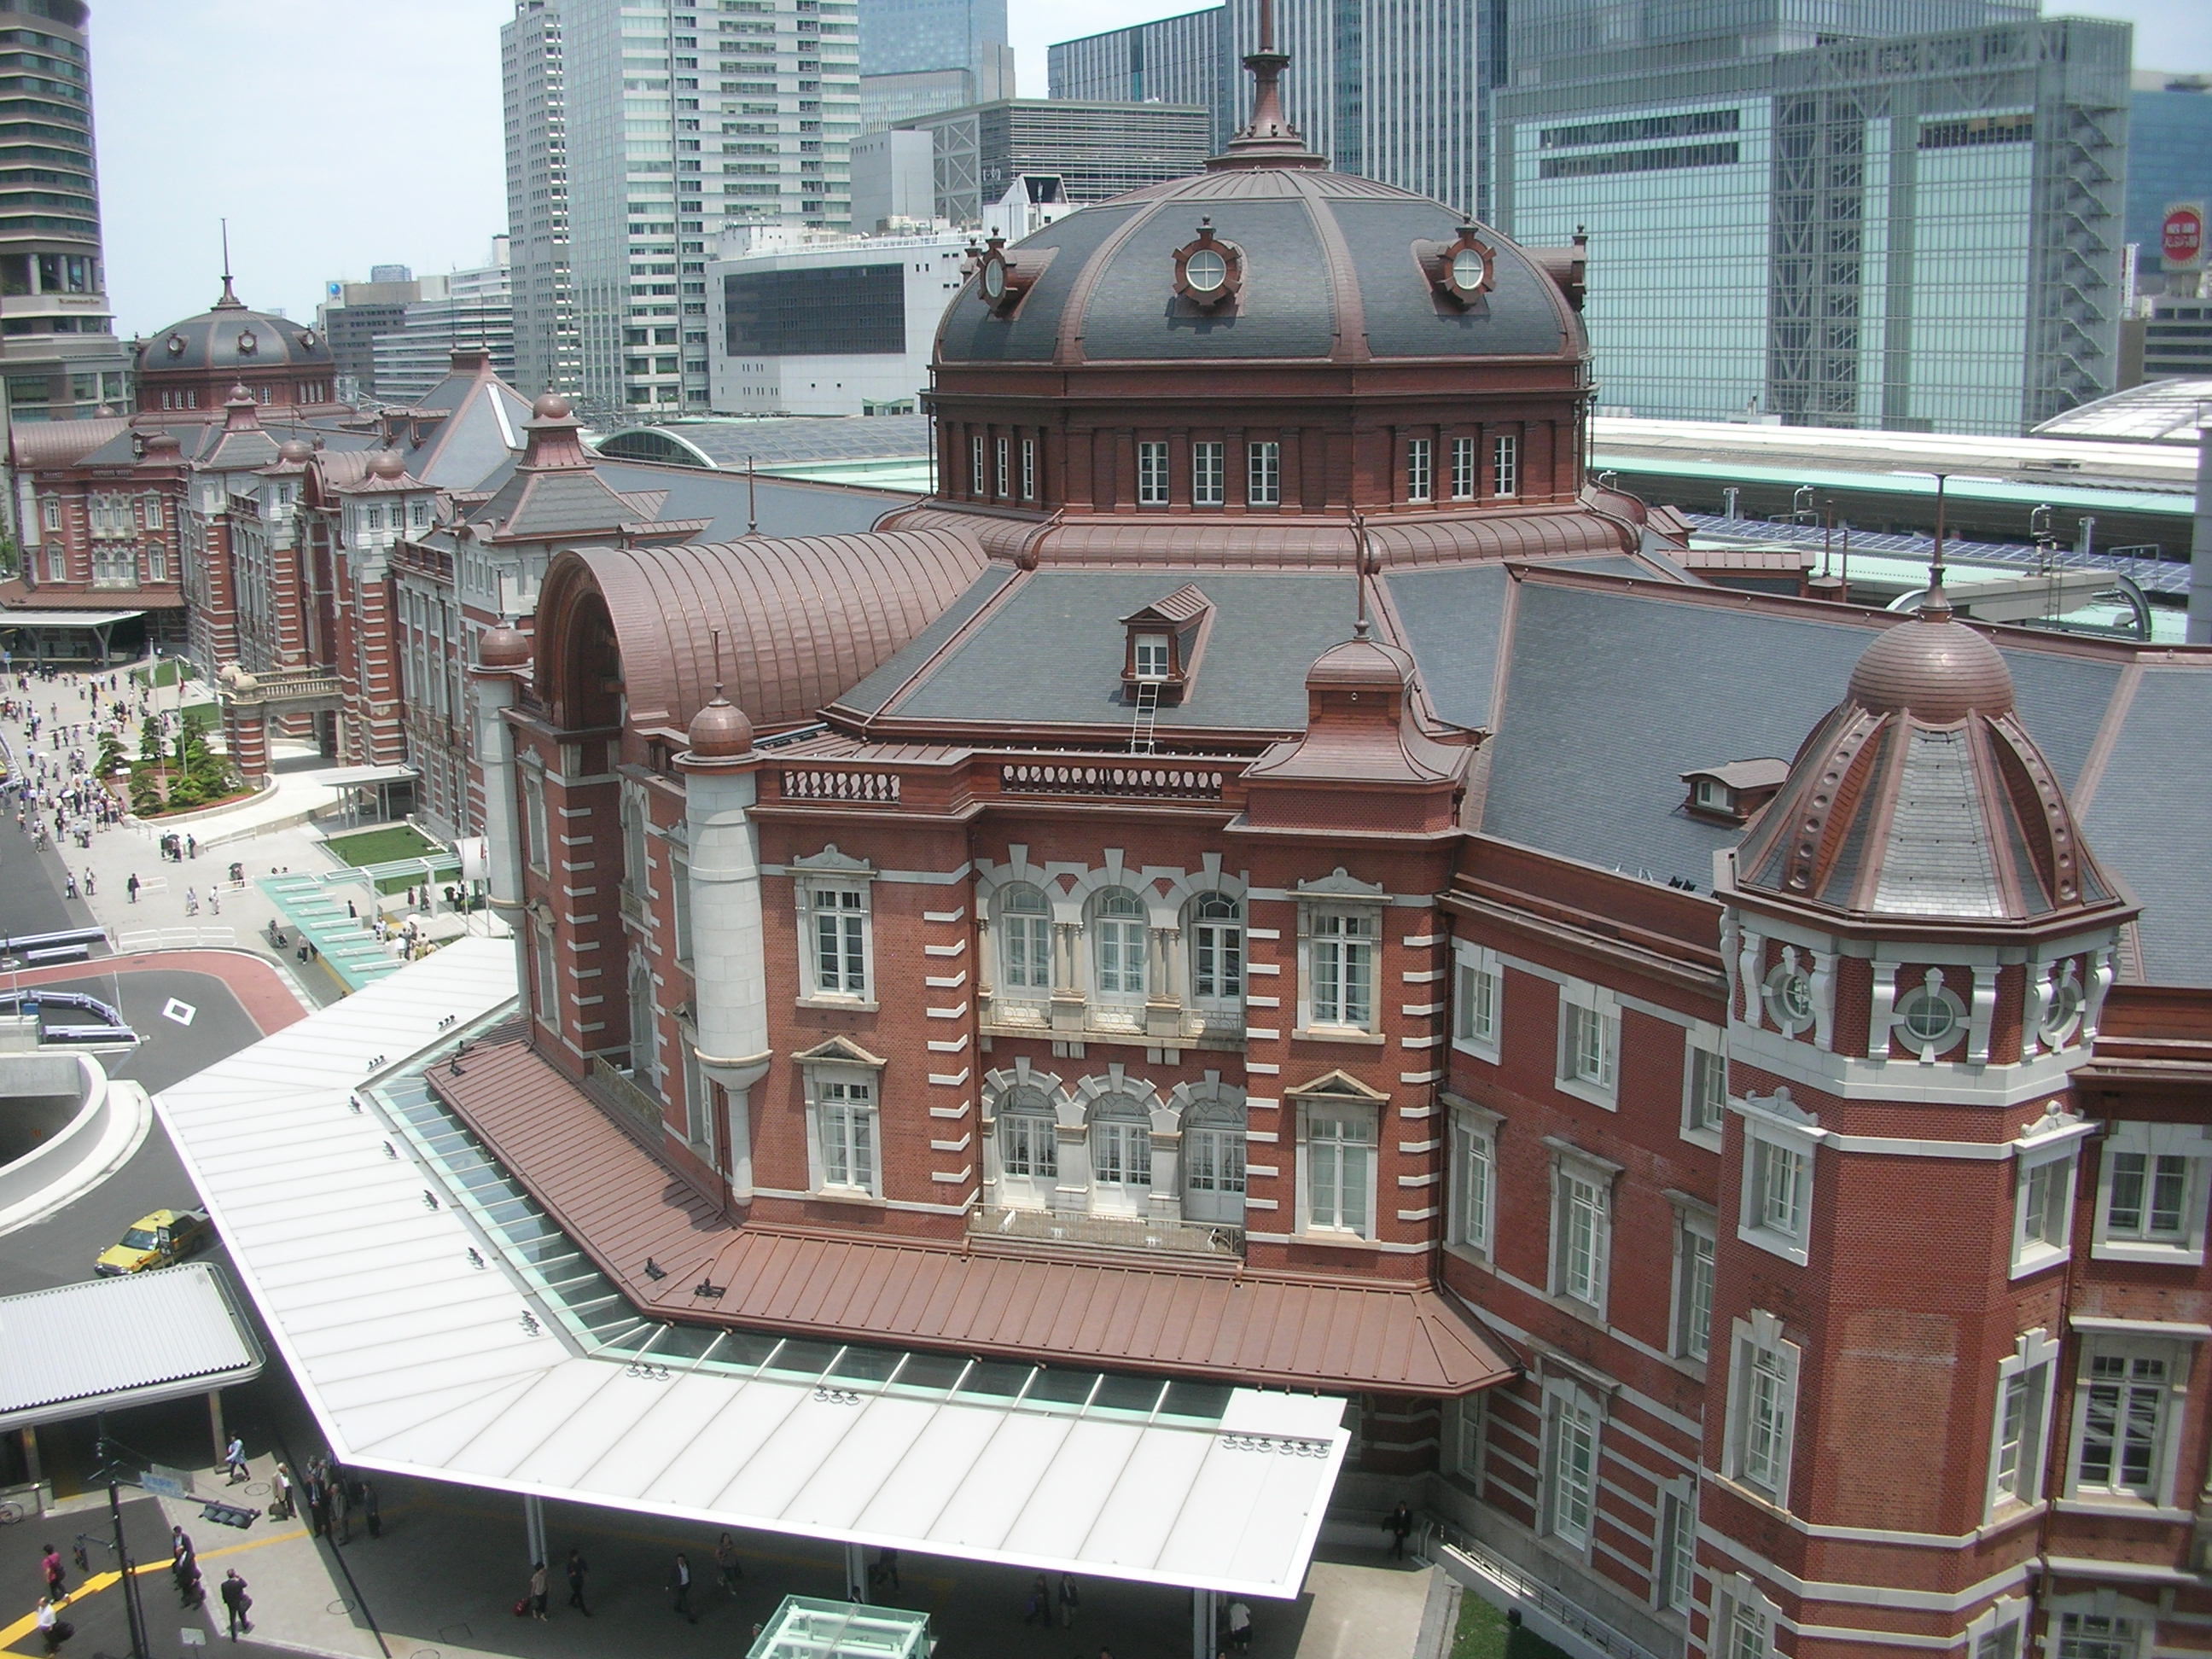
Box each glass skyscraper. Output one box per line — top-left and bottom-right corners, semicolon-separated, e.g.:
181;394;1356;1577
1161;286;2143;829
1493;7;2128;436
508;0;861;421
2124;73;2212;277
504;0;578;398
857;0;1012;131
1051;9;1231;149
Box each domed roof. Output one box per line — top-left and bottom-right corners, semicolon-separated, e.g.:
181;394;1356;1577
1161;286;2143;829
1846;604;2015;724
137;277;332;375
476;623;533;670
686;692;754;759
1306;632;1415;689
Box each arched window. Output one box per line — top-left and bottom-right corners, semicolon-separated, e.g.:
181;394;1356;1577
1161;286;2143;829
1092;888;1147;997
997;1085;1057;1182
1183;1093;1247;1225
1091;1092;1153;1207
626;954;659;1095
1188;891;1243;1003
998;883;1051;992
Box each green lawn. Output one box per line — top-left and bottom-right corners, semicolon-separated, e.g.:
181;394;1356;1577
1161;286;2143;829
131;657;190;688
324;824;440;868
1452;1592;1572;1659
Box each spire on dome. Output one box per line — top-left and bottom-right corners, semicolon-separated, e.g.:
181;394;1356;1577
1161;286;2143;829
1208;0;1328;171
212;218;244;311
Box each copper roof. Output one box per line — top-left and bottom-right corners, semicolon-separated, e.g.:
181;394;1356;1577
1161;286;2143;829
542;528;990;731
436;1041;1515;1396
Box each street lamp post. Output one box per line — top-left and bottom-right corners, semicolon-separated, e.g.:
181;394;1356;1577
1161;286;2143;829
94;1413;151;1659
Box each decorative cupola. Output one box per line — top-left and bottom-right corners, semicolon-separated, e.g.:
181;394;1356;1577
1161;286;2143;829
1243;619;1466;834
1120;584;1214;703
517;393;592;472
1717;567;2136;1074
336;449;429;550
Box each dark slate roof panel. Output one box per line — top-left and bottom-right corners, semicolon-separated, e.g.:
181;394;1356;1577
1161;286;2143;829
1332;198;1568;359
1080;199;1336;361
2000;647;2123;792
888;568;1358;730
934;205;1144;364
835;562;1022;713
1382;563;1510;730
592;463;911;544
2080;667;2212;985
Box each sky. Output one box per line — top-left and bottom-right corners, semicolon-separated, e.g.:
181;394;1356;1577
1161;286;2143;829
90;0;2212;341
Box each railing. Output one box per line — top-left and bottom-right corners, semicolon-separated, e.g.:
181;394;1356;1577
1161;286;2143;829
780;769;902;804
114;926;237;952
1429;1522;1667;1659
970;1204;1245;1260
617;882;649;928
229;672;344;707
584;1057;666;1143
999;761;1225;801
392;542;454;581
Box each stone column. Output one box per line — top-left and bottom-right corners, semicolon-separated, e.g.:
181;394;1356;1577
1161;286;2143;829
469;649;529;992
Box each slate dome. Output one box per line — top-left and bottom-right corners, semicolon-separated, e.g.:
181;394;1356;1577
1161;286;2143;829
138;287;333;376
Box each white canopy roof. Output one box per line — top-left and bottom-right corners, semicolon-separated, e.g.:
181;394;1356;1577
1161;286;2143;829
0;1261;264;1430
154;940;1347;1599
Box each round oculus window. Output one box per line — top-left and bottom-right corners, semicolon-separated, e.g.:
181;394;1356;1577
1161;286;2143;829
1184;247;1228;294
980;257;1007;301
1897;986;1963;1049
2040;976;2083;1042
1448;247;1487;293
1763;962;1813;1029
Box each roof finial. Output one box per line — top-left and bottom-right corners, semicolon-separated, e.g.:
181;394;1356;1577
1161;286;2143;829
745;455;758;537
1351;509;1372;638
1923;471;1953;620
711;627;726;701
1208;0;1324;168
214;218;242;310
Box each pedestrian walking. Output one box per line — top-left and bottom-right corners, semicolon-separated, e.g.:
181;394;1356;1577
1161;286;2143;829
1227;1598;1253;1651
40;1542;65;1603
271;1464;294;1521
176;1559;203;1610
218;1569;251;1640
565;1548;590;1615
224;1435;247;1483
1383;1500;1413;1561
670;1552;696;1623
1022;1573;1051;1626
187;835;196;859
125;872;138;904
330;1472;351;1543
528;1561;549;1621
207;888;220;916
35;1596;67;1654
171;1526;195;1592
81;869;92;895
1057;1572;1078;1627
715;1531;742;1594
185;886;199;916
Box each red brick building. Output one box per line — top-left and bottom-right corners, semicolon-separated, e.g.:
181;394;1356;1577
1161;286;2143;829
429;54;2212;1659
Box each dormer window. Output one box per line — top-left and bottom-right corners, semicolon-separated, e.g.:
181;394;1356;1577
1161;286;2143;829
1173;220;1242;311
1681;759;1790;824
1120;584;1213;703
969;233;1038;316
1417;224;1496;309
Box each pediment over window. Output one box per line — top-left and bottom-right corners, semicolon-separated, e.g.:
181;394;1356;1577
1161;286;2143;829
792;1034;888;1068
1286;1068;1391;1103
1295;867;1387;899
793;843;872;874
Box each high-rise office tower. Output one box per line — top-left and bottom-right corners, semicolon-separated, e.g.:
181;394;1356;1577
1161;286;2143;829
858;0;1013;131
1049;0;1497;218
503;0;577;398
1049;8;1230;148
890;99;1210;226
1493;3;2127;436
0;0;127;423
2124;72;2211;290
509;0;859;422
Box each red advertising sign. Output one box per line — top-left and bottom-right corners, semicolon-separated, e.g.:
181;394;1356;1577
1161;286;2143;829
2163;203;2206;270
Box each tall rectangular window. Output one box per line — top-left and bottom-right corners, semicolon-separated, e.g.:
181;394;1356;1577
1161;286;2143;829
44;546;62;582
1309;911;1375;1027
969;434;985;495
1406;437;1432;503
684;1047;712;1147
1730;1314;1799;1506
1493;434;1519;497
523;774;550;874
1656;1487;1697;1612
809;885;870;997
1248;440;1280;505
1451;1108;1499;1255
1455;957;1499;1054
1450;435;1476;499
1137;440;1169;505
1674;1214;1716;1361
532;926;558;1026
1306;1109;1374;1234
39;496;59;532
1191;440;1225;505
2073;1345;2176;1500
1752;1139;1807;1237
1020;437;1036;500
1554;1166;1609;1309
2014;1148;2075;1274
1567;1004;1615;1090
1686;1042;1727;1137
818;1075;876;1192
994;435;1010;498
1542;1388;1598;1548
1991;1361;2049;1510
2106;1151;2190;1241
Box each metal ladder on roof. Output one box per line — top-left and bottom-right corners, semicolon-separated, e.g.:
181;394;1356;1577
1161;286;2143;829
1129;680;1160;755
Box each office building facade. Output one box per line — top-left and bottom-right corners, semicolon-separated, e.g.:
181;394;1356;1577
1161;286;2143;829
509;0;860;422
318;271;421;401
2124;72;2211;291
892;99;1209;226
0;0;127;425
503;0;577;399
857;0;1013;131
370;250;518;407
1049;7;1230;147
1493;13;2130;436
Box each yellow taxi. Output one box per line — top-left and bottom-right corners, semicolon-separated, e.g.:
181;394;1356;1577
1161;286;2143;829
95;1208;212;1276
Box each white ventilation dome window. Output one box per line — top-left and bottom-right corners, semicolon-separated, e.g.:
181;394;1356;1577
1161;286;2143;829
1185;247;1227;294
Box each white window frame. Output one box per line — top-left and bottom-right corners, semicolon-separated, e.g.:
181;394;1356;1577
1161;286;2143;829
2092;1122;2212;1266
1452;943;1501;1064
795;865;875;1007
1247;439;1280;506
1669;1198;1717;1364
44;544;62;582
1554;981;1619;1109
39;495;60;532
994;882;1053;998
669;851;694;964
969;433;984;494
1538;1377;1600;1551
1191;439;1225;506
1301;905;1380;1034
1737;1090;1821;1266
806;1064;881;1197
2052;1604;2151;1659
531;922;559;1027
522;769;550;876
1681;1022;1726;1149
1132;632;1171;679
1089;1092;1155;1203
1406;436;1432;503
1447;1098;1501;1259
1725;1310;1800;1510
1492;433;1519;498
1711;1576;1780;1659
1089;887;1149;1002
1299;1099;1377;1238
1137;439;1168;506
994;434;1010;498
1445;1392;1486;1491
1965;1598;2029;1659
1985;1329;2057;1521
2066;1332;2193;1506
1654;1479;1697;1614
2011;1138;2079;1279
1449;434;1476;500
1185;890;1243;1008
1019;436;1036;500
994;1084;1060;1196
1545;1139;1618;1318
